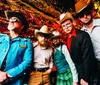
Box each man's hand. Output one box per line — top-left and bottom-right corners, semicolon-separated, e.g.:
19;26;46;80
73;82;78;85
80;79;88;85
43;68;52;75
46;68;52;74
0;71;12;83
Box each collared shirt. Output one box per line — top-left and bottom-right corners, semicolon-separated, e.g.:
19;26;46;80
81;19;100;61
56;45;78;82
34;45;53;69
66;28;76;51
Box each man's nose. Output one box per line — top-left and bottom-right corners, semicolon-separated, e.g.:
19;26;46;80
83;14;87;18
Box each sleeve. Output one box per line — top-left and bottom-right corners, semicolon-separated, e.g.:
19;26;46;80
49;49;53;69
62;45;78;82
6;39;33;77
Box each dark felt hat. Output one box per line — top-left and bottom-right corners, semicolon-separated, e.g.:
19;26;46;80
5;10;29;32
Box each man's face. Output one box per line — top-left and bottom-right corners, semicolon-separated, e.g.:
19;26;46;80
52;37;60;47
61;19;73;34
78;11;92;25
8;17;23;32
37;34;48;47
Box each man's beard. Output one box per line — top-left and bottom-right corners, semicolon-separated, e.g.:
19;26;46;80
40;42;48;47
53;43;61;48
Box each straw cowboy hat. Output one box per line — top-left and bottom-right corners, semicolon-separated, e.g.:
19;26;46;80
57;12;73;24
35;25;51;37
5;10;29;32
51;31;61;39
75;0;91;14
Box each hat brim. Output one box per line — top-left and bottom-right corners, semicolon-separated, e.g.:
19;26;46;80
76;5;88;14
36;31;51;35
51;35;60;39
35;30;51;37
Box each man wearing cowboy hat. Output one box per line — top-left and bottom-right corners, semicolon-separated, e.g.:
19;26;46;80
28;25;53;85
57;12;96;85
51;30;78;85
0;10;33;85
75;0;100;84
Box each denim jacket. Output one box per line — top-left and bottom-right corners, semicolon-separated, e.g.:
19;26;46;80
0;33;33;85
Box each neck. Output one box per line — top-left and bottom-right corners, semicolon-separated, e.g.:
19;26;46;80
84;21;93;30
38;44;47;49
83;18;93;30
10;31;19;39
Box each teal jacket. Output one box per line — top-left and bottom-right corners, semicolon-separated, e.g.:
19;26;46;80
0;34;33;85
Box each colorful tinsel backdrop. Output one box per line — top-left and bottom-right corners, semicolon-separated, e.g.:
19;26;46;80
0;0;100;39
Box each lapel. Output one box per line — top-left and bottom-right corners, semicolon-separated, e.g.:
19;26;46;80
70;36;76;53
70;29;77;53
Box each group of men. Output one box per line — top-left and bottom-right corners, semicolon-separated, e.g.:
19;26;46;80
0;0;100;85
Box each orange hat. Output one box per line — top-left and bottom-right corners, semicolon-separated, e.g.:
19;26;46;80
75;0;91;13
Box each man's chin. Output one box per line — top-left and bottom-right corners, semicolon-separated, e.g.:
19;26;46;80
53;43;60;47
8;27;16;31
84;18;93;25
40;43;47;47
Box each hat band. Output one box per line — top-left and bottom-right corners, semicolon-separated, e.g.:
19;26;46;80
9;17;21;23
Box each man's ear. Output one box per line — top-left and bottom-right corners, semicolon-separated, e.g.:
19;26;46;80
72;19;77;26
